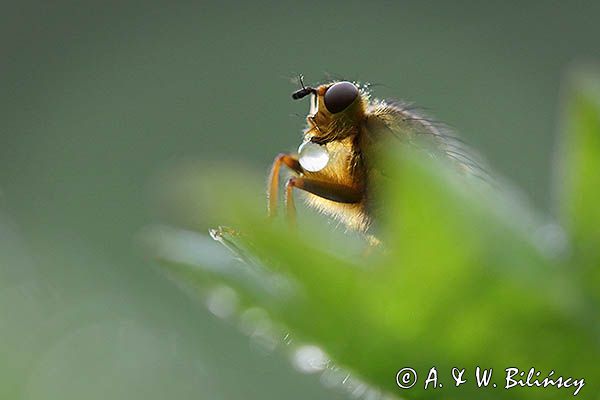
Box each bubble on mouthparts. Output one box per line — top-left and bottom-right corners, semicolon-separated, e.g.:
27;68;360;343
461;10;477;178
298;141;329;172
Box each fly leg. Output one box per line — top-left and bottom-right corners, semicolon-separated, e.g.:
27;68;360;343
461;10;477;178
267;153;303;218
284;177;363;226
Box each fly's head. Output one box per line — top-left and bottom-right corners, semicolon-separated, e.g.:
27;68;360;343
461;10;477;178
292;78;367;144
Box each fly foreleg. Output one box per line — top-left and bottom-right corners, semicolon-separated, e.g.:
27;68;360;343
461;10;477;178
267;153;303;218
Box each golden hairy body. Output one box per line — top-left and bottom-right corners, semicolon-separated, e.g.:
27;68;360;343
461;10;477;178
303;135;368;231
268;79;477;236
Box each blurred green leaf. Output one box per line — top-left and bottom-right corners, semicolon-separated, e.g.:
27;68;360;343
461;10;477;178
148;72;600;399
556;67;600;308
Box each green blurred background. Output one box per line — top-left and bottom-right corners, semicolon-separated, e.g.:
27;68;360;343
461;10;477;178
1;1;599;399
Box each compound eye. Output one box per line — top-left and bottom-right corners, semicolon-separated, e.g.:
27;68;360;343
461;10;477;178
324;81;359;114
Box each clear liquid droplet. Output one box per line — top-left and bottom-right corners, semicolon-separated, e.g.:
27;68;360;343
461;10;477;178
298;141;329;172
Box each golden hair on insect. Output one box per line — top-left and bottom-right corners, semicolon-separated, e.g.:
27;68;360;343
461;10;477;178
268;76;486;242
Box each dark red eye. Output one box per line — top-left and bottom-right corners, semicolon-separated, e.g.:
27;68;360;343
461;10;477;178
324;81;358;114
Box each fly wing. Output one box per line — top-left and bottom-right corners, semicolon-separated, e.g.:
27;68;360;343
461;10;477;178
365;99;491;182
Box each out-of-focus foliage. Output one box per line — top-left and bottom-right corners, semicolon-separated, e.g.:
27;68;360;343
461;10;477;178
557;68;600;309
3;2;600;400
149;71;600;399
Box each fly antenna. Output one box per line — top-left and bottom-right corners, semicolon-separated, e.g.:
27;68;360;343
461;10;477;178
291;74;315;100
